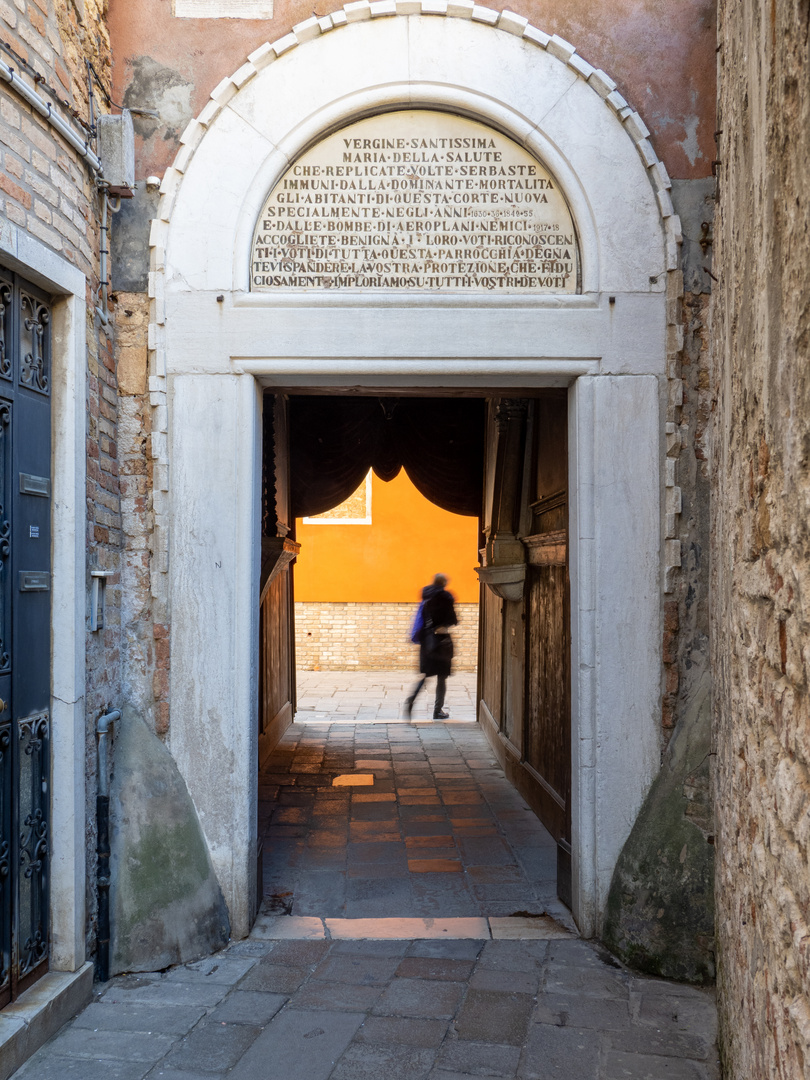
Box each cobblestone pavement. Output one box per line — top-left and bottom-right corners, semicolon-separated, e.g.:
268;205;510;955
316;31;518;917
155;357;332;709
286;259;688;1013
11;673;719;1078
12;936;719;1080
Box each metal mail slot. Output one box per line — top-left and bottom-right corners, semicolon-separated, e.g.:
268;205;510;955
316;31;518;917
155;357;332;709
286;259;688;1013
19;571;50;592
19;473;50;498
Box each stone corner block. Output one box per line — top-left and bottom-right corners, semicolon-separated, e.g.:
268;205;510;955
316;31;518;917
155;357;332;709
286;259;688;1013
587;68;617;98
522;24;550;47
173;143;193;175
293;16;322;41
656;187;675;219
471;5;499;25
666;214;683;245
210;78;238;107
606;89;629;114
196;98;222;129
547;33;576;62
650;160;672;191
149;218;168;247
231;60;257;89
178;118;205;151
624;110;651;142
344;0;373;20
567;52;594;80
447;0;474;17
498;9;528;35
158;169;180;197
273;32;299;56
247;41;276;70
636;138;658;169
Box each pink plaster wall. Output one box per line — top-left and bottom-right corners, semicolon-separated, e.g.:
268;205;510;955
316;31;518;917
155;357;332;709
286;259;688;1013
108;0;716;181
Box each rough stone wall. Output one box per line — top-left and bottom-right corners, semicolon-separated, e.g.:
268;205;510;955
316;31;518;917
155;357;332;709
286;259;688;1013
114;291;165;731
712;0;810;1075
295;601;479;672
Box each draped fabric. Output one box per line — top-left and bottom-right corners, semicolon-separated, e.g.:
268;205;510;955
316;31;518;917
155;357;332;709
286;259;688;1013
287;396;484;519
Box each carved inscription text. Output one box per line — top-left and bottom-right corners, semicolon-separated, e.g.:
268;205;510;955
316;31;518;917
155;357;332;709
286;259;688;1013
251;111;579;293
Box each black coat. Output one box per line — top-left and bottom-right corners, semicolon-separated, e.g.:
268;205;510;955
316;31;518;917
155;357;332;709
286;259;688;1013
418;584;458;677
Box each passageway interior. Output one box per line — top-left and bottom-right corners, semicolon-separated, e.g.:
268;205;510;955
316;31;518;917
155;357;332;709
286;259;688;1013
259;388;572;924
258;697;565;924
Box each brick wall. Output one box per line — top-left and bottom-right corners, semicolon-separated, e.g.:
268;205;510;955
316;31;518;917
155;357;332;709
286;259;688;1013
712;0;810;1074
295;602;479;672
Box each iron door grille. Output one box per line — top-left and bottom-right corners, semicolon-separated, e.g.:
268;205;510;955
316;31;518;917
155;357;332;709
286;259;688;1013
0;267;51;1008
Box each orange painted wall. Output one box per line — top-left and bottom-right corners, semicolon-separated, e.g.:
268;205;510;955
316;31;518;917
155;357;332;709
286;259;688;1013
294;469;480;603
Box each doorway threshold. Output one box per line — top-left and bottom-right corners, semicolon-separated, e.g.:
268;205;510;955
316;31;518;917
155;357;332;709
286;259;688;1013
295;716;477;725
251;914;576;941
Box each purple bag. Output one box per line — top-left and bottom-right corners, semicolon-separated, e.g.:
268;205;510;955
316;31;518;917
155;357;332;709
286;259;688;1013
410;601;425;644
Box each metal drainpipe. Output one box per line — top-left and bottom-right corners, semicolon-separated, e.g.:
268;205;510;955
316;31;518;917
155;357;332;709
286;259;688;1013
0;56;101;173
96;709;121;982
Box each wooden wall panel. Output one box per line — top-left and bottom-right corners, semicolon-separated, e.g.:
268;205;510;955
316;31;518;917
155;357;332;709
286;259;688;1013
525;563;570;844
479;582;504;727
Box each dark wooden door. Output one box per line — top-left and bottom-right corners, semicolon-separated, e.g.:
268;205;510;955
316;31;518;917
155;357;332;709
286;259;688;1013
524;394;572;908
258;394;297;766
0;269;52;1008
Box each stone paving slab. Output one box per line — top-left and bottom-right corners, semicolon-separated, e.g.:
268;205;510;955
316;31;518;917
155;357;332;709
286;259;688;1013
11;937;719;1080
12;675;719;1079
294;670;477;724
260;680;568;925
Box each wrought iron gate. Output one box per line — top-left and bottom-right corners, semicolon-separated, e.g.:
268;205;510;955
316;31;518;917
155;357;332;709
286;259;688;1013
0;267;52;1008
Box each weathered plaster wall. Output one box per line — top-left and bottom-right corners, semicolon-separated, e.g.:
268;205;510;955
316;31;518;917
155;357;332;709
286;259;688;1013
106;0;716;299
109;0;716;180
712;0;810;1074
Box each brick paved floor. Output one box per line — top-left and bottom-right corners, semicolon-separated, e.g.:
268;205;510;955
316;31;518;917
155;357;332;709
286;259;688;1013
12;936;719;1080
262;671;567;924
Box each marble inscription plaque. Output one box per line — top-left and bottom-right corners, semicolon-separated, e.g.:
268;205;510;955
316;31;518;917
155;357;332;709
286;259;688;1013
251;111;579;293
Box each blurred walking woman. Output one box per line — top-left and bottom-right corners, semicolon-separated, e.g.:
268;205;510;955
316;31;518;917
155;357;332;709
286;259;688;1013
405;573;458;720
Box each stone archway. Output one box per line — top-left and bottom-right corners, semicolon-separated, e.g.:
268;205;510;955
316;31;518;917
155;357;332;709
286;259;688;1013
151;7;677;939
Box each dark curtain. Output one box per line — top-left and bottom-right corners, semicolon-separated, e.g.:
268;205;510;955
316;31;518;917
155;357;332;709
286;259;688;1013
286;395;484;519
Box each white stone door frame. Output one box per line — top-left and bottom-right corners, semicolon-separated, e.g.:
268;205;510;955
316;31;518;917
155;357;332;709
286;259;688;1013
154;10;677;938
0;223;88;974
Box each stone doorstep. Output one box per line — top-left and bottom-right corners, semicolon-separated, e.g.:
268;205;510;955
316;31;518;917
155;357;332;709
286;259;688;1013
250;915;574;941
0;962;93;1080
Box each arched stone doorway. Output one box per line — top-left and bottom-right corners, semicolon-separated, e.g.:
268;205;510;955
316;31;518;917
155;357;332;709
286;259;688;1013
152;8;674;940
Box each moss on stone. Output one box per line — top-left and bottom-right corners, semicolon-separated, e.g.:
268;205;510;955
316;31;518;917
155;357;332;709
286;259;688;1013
602;674;715;985
110;709;230;974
